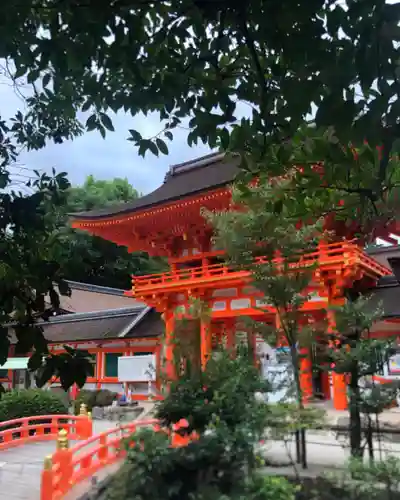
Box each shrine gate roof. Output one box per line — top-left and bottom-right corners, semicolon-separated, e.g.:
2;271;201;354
71;152;239;220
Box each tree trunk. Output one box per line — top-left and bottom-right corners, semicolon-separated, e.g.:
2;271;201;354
247;330;254;365
290;344;307;468
349;361;363;458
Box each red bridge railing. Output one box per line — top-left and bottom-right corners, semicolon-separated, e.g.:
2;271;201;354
41;418;196;500
0;413;92;450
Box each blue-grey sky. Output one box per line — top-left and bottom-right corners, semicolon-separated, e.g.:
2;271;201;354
0;76;210;194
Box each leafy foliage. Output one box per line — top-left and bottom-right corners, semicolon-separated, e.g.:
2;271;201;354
0;165;97;389
0;388;67;422
209;149;326;466
1;0;400;220
156;348;270;433
66;175;140;212
105;352;294;500
306;458;400;500
2;1;400;153
106;426;296;500
34;344;95;391
324;296;393;457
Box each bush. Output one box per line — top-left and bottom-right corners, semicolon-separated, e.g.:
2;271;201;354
0;389;67;422
104;351;274;500
73;389;118;414
156;349;270;433
95;389;118;407
105;426;295;500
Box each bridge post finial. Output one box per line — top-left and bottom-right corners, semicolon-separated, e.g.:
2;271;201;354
80;403;88;416
57;428;69;450
43;455;52;470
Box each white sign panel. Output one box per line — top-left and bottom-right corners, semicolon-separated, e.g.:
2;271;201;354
118;355;156;382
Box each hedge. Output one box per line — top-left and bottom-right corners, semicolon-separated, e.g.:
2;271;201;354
0;389;68;422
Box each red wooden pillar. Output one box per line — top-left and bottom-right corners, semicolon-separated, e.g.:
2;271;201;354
200;320;212;369
225;318;236;356
327;292;347;411
299;348;313;403
320;370;331;400
164;310;176;380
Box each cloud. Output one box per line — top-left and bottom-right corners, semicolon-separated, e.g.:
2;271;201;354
19;112;211;193
0;75;210;194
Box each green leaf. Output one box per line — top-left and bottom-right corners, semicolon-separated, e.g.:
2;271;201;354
99;124;106;139
100;112;114;132
219;128;230;150
28;351;43;371
156;138;168;155
148;140;159;156
42;73;51;88
164;131;173;141
35;362;55;388
86;114;98;131
82;100;92;112
128;129;143;142
14;66;26;79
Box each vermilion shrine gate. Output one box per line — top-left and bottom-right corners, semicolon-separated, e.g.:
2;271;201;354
71;153;397;411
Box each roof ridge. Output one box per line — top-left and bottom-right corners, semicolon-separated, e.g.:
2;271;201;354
170;152;223;173
66;280;127;296
39;306;146;326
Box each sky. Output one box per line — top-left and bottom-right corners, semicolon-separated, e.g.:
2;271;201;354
0;75;210;195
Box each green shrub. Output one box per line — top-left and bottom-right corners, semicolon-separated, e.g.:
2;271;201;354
0;389;67;422
156;349;270;433
74;389;97;414
95;389;118;407
73;389;118;414
105;426;296;500
104;352;274;500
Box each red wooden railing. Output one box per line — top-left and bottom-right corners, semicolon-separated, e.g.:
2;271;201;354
41;418;196;500
131;241;391;293
0;414;92;450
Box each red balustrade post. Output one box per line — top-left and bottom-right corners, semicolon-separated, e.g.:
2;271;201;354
21;419;29;441
76;405;93;439
41;456;54;500
98;434;109;463
51;417;58;436
53;429;73;495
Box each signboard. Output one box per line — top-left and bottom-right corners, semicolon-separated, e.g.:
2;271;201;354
118;355;156;382
388;354;400;375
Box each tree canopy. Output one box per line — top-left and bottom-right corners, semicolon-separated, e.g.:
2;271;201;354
1;1;400;154
66;175;140;212
57;175;165;289
0;0;399;229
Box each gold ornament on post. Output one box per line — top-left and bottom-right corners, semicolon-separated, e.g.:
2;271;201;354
80;403;88;416
57;429;69;450
43;455;53;470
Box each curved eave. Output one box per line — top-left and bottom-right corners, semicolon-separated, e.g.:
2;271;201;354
71;186;232;230
70;153;239;226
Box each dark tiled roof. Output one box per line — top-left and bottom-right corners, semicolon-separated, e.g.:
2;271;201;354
125;309;164;339
367;245;400;256
9;307;161;344
369;279;400;317
66;280;127;296
70;153;240;220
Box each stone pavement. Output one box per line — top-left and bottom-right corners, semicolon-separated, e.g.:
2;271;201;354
0;403;156;500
